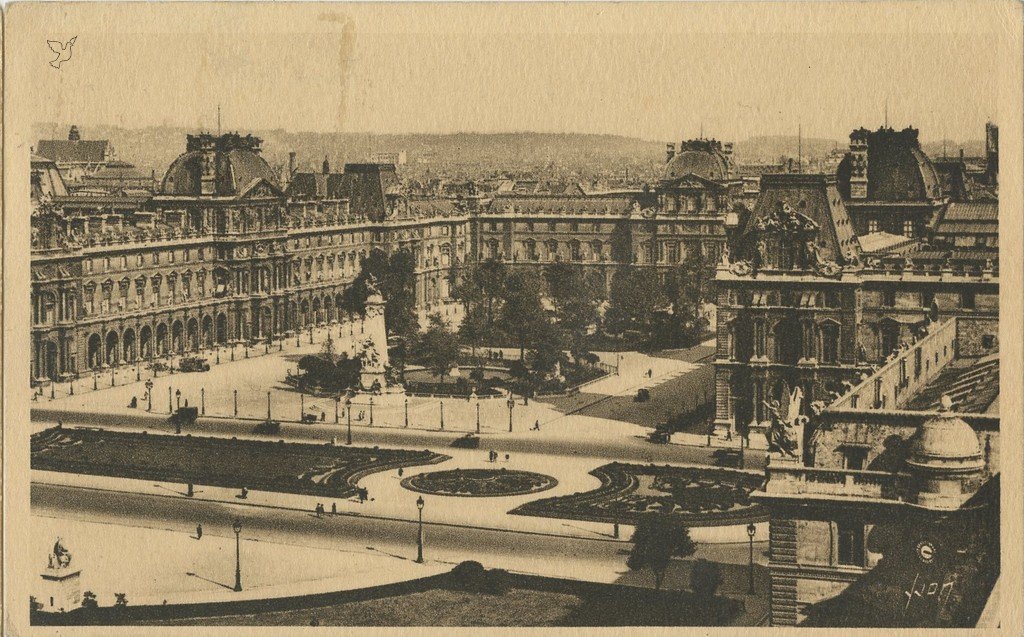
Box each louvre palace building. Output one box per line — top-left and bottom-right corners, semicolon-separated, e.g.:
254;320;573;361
30;126;997;389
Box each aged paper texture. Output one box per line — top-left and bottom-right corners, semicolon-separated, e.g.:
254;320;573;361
3;1;1023;635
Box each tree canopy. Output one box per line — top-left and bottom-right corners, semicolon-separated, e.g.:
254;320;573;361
626;515;697;590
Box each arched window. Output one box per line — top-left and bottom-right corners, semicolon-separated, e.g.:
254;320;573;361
819;321;841;364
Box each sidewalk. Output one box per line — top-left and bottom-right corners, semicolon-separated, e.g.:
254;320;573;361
31;514;450;607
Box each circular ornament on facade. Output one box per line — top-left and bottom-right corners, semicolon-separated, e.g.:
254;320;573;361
401;468;558;497
916;540;936;564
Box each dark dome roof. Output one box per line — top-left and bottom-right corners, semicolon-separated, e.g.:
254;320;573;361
836;127;942;201
161;148;279;196
664;139;734;181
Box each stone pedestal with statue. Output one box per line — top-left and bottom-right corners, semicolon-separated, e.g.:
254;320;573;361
356;277;405;401
38;538;81;613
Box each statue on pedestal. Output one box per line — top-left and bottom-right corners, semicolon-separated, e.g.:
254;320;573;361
763;387;805;458
50;537;72;570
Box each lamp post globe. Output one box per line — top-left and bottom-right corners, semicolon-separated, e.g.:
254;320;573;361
746;522;756;594
345;396;353;445
415;496;425;563
232;519;243;592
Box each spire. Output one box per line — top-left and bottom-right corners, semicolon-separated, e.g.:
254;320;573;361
217;105;222;136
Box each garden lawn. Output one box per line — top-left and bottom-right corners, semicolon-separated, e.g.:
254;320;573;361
31;426;448;499
144;586;739;627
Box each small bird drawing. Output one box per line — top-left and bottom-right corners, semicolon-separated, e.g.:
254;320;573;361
47;36;77;69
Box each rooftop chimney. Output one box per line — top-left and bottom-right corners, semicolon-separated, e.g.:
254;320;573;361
322;156;330;175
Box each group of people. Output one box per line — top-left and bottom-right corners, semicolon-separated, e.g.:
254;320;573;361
487;450;510;463
314;502;338;518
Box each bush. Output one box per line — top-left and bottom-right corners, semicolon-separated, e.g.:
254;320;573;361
635;388;651;402
449;561;487;591
690;559;723;598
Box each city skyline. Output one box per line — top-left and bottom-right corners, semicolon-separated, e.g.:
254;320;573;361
15;3;1001;143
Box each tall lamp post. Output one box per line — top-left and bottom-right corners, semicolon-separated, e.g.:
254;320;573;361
345;397;353;445
476;401;481;434
747;522;756;594
404;397;409;428
415;496;425;563
175;389;182;411
233;518;243;592
506;396;515;433
369;396;374;426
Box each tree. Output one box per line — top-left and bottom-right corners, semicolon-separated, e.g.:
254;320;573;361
626;515;697;590
415;314;462;382
500;269;549;360
689;559;723;598
544;263;601;359
81;590;99;609
606;266;666;340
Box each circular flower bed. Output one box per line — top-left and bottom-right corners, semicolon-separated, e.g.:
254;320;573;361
401;468;558;497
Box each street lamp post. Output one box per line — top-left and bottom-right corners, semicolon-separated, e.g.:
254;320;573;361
369;396;374;426
507;397;515;432
476;402;481;434
201;387;206;415
415;496;425;563
300;393;305;421
168;386;172;412
346;397;353;445
145;379;153;411
234;389;238;416
404;397;409;428
439;400;444;430
233;519;243;592
747;522;757;594
176;389;182;411
334;396;339;424
267;391;272;420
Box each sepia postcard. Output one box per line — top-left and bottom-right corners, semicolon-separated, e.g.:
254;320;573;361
2;1;1023;634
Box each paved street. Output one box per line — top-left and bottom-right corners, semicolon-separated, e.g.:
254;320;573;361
33;483;769;609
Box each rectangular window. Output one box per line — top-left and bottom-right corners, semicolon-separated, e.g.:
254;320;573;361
914;348;923;379
961;291;976;309
843;448;868;471
168;251;175;264
903;220;914;238
153;252;160;265
868;219;879;233
837;522;866;567
882;290;896;306
548;221;557;231
137;254;144;266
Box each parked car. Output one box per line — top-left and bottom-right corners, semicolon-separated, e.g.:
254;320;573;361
452;433;481;449
169;406;199;433
179;357;211;373
301;413;319;423
254;420;281;435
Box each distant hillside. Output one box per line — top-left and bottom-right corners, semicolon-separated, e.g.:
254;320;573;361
32;123;667;182
731;136;844;164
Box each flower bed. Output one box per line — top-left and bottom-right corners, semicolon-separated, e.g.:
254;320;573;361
401;468;558;497
510;462;767;526
31;426;449;500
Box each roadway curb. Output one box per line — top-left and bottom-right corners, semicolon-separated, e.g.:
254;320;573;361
31;478;630;544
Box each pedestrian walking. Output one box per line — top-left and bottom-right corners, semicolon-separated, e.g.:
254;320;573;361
398;467;404;477
320;411;326;422
331;502;337;515
533;419;540;431
647;368;653;378
196;524;202;540
315;503;322;518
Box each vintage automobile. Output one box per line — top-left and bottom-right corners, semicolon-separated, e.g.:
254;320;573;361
451;433;481;449
301;413;319;423
253;419;281;435
178;357;211;373
169;406;199;433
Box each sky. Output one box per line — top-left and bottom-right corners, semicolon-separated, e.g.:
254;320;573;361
15;2;1004;143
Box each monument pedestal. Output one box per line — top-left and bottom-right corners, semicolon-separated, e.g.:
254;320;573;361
40;567;81;613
